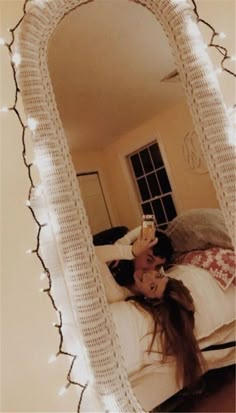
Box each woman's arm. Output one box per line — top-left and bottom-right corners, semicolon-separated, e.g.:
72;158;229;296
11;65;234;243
95;244;134;263
95;230;157;263
115;226;141;246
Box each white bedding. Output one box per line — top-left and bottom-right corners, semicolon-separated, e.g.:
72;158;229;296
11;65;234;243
95;216;235;410
131;322;235;411
110;265;235;375
109;265;235;409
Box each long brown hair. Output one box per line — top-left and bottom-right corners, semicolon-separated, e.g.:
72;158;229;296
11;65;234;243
127;277;205;388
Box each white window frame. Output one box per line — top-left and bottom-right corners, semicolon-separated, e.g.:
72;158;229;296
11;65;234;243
127;140;177;229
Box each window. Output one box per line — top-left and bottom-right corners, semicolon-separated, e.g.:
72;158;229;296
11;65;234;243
128;142;177;230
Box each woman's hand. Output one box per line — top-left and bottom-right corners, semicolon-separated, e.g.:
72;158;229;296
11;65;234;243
131;228;158;257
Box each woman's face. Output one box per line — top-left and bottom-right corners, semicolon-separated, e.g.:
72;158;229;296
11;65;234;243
133;269;168;298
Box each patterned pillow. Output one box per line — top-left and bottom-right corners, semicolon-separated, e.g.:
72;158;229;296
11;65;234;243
174;247;236;290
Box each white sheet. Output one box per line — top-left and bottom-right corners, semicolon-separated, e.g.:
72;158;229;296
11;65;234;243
109;265;235;376
131;321;235;411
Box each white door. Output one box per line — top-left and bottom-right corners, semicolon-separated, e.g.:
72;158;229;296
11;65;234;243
77;172;112;235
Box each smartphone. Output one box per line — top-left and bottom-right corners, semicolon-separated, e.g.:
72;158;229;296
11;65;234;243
142;214;156;238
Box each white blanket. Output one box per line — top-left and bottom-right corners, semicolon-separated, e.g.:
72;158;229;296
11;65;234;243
109;265;235;376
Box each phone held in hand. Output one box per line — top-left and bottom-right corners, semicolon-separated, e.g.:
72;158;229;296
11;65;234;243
142;214;156;238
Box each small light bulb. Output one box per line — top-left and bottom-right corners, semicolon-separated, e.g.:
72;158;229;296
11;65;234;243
230;55;236;62
33;0;48;8
58;386;67;396
186;18;199;38
27;117;38;131
34;185;43;196
48;354;57;364
52;322;57;327
219;32;226;39
0;38;5;46
0;106;9;112
26;249;33;254
12;52;21;66
215;67;223;75
25;200;31;206
39;288;45;293
40;272;46;280
171;0;186;4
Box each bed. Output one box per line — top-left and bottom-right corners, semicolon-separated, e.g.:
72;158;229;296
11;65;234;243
99;208;235;411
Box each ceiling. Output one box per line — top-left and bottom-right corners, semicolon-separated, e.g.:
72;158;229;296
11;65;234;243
48;0;185;152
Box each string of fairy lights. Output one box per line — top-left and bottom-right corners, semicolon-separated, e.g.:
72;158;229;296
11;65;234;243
1;0;235;411
1;1;88;411
192;0;236;79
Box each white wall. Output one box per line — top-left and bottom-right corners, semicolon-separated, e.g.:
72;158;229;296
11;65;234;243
196;0;235;107
1;2;78;412
1;0;235;412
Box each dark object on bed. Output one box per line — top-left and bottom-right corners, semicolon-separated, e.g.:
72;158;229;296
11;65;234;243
93;226;129;246
201;341;236;352
153;364;235;412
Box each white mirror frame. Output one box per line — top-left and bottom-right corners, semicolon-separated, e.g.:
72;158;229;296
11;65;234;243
17;0;235;411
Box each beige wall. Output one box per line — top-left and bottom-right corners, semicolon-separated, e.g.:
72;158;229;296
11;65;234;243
102;98;220;229
1;2;78;412
73;98;220;230
72;0;236;231
1;1;235;412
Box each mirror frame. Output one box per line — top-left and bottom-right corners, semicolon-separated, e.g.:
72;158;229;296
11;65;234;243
16;0;235;411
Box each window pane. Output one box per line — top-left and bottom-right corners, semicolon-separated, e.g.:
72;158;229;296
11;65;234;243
140;149;153;174
162;195;177;221
130;154;143;178
142;202;153;215
137;177;151;201
149;143;163;169
157;168;171;194
146;172;161;197
152;198;166;224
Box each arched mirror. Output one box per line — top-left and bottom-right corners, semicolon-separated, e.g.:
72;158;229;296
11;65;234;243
16;0;235;411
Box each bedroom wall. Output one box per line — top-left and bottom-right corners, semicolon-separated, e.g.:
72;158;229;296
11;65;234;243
1;1;235;413
72;98;220;230
101;98;220;229
1;2;79;412
72;0;235;231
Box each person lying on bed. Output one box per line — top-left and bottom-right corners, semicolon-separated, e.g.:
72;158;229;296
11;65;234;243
95;226;173;302
117;260;205;386
96;225;173;278
95;230;205;388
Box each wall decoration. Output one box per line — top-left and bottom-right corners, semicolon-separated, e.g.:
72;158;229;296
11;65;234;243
182;129;209;174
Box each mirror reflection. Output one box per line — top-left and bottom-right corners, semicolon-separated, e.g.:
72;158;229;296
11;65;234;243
48;0;218;236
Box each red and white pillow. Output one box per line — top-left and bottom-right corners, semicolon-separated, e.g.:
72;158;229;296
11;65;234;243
174;247;236;290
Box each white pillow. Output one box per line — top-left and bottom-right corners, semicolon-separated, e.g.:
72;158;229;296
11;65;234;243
167;265;235;339
166;208;233;252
